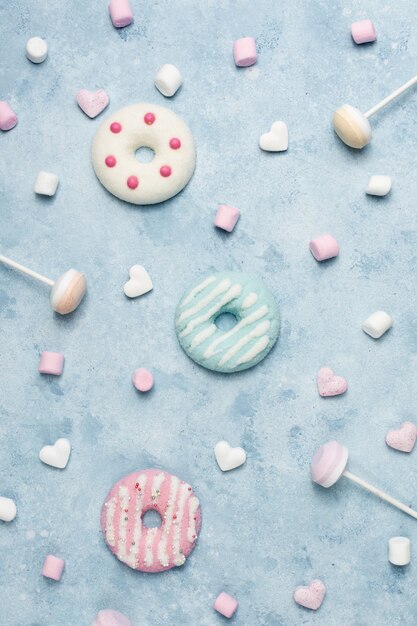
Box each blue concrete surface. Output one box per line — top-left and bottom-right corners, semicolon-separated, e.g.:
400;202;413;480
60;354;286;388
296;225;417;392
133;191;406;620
1;1;417;624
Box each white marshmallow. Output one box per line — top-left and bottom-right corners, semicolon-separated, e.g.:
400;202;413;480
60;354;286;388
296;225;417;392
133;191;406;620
154;64;183;97
26;37;48;63
34;171;59;196
366;175;392;197
362;311;393;339
388;536;411;566
0;496;17;522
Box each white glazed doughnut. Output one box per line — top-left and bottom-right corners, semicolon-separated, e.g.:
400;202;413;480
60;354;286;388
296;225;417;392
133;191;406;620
91;103;196;205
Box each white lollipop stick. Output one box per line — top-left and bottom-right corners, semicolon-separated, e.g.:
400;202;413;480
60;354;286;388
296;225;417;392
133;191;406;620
333;73;417;149
0;254;54;286
365;74;417;118
0;254;87;315
343;470;417;520
311;441;417;521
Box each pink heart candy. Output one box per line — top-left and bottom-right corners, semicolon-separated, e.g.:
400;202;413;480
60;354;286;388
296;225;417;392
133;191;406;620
76;89;109;118
386;421;417;453
317;367;348;397
294;579;326;611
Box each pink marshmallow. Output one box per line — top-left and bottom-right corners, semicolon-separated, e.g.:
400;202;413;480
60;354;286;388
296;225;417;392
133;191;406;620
351;19;377;44
233;37;257;67
94;609;132;626
214;592;239;618
42;555;65;581
0;101;17;131
38;351;65;376
132;367;154;392
109;0;133;28
309;234;339;262
214;204;241;233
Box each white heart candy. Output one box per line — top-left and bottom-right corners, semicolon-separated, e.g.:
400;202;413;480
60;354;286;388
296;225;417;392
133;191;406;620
214;440;246;472
0;496;16;522
259;121;288;152
39;438;71;469
123;265;153;298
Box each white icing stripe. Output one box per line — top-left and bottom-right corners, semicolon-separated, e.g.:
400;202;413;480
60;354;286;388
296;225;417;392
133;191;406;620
178;279;231;322
105;497;117;547
218;320;270;366
116;486;130;561
152;472;166;498
126;473;147;568
242;292;258;309
180;284;242;338
190;324;216;349
157;475;179;568
181;276;216;307
236;335;270;365
187;497;199;542
173;483;189;566
144;527;157;567
204;305;269;358
138;472;166;568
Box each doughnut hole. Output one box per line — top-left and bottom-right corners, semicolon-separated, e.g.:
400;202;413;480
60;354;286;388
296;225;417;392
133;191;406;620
142;509;162;528
215;312;238;331
135;146;155;163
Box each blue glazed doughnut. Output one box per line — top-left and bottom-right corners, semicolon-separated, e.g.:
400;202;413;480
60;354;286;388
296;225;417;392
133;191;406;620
175;271;280;373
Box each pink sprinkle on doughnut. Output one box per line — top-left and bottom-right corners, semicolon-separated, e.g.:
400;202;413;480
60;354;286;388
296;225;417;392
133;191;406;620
127;176;139;189
105;155;116;167
110;122;122;133
160;165;172;177
144;112;155;125
169;137;181;149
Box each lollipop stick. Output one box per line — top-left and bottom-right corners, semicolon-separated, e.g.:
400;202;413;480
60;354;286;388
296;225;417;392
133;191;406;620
0;254;54;287
365;74;417;118
343;470;417;520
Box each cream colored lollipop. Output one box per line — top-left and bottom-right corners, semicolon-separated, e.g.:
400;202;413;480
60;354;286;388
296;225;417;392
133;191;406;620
0;254;86;314
333;74;417;149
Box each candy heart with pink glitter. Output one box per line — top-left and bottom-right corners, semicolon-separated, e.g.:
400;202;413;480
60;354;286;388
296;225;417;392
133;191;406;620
76;89;109;118
293;579;326;611
317;367;348;397
386;421;417;453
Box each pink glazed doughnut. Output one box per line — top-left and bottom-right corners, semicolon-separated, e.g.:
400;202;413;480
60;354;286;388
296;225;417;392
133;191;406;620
101;469;201;573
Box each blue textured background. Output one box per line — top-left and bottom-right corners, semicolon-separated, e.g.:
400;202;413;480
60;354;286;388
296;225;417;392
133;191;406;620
1;1;417;624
